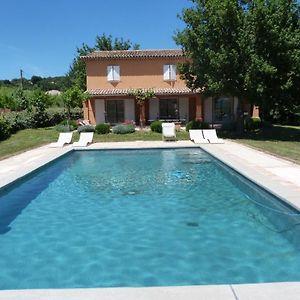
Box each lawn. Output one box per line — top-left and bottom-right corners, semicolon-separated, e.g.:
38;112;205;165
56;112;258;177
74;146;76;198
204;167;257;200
0;128;59;160
221;125;300;163
0;128;189;160
0;125;299;163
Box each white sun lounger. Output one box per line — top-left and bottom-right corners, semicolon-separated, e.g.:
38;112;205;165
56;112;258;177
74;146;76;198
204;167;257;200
189;129;209;144
49;132;73;148
162;122;176;141
202;129;224;144
73;132;94;147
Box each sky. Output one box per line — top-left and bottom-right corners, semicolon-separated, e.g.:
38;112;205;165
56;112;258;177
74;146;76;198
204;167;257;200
0;0;190;80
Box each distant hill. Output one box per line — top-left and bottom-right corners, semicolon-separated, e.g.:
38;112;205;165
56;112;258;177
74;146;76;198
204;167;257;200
0;75;71;92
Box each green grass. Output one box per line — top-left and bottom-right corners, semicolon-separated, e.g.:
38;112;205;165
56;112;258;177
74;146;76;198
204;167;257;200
1;125;299;163
220;125;300;163
92;130;189;142
0;128;189;160
0;128;59;160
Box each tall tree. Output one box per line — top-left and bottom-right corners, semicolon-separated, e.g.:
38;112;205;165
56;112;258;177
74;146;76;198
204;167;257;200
62;86;90;129
175;0;300;123
175;0;245;98
243;0;300;122
68;34;140;90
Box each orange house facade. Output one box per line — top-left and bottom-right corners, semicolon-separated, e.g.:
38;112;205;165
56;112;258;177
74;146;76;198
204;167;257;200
82;49;250;125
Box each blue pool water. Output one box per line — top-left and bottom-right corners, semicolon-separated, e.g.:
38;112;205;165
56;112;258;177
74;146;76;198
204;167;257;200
0;149;300;289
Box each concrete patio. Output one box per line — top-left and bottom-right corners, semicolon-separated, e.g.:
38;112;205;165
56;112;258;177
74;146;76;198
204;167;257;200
0;140;300;299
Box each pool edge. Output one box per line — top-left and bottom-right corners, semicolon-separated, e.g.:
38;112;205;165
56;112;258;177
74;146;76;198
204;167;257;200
1;282;300;300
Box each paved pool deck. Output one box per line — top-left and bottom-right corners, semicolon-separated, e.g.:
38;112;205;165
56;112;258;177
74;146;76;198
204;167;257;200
0;140;300;300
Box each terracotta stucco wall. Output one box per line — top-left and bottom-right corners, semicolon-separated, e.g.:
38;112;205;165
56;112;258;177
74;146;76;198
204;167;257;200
86;58;187;90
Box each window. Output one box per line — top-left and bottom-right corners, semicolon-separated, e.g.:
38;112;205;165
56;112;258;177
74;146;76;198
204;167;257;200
163;64;176;81
105;100;124;123
159;99;179;120
214;96;233;122
107;65;120;81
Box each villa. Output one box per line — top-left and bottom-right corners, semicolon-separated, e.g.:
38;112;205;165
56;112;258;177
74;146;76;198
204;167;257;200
81;49;257;125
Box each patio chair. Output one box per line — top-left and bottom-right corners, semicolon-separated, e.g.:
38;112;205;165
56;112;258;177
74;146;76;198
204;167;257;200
162;122;176;141
202;129;224;144
73;132;94;147
49;132;73;148
189;129;209;144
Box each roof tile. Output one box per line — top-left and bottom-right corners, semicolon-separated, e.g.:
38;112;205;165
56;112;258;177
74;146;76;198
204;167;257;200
87;87;201;96
81;49;184;60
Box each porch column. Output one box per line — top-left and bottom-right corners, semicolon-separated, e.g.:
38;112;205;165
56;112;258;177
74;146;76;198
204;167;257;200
86;99;96;125
83;100;89;121
195;94;203;121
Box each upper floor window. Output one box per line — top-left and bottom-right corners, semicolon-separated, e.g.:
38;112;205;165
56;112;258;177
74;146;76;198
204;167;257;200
107;65;120;82
163;64;176;81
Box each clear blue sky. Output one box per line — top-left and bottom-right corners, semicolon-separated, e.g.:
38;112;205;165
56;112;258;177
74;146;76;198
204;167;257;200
0;0;190;80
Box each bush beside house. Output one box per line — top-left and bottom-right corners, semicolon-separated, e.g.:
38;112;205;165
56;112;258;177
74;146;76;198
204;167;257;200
95;123;111;134
112;124;135;134
77;125;95;132
150;120;162;133
186;120;209;131
0;107;82;141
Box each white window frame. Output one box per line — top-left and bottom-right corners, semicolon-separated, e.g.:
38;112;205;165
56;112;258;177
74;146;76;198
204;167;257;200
107;65;120;82
163;64;176;81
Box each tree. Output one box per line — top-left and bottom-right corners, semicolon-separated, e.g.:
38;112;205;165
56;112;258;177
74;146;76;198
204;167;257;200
175;0;300;123
175;0;245;98
62;86;89;128
175;0;246;133
31;75;43;85
243;0;300;122
13;88;30;111
31;89;51;112
68;34;140;90
129;88;155;128
30;89;51;127
68;43;93;91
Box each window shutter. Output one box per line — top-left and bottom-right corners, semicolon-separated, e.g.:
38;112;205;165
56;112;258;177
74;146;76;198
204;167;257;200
163;65;169;80
107;66;113;81
170;65;176;80
114;66;120;81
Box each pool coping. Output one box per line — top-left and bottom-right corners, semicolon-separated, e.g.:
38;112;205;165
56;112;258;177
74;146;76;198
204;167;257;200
0;140;300;300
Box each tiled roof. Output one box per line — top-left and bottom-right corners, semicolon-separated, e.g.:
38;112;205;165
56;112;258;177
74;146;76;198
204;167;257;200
87;87;200;96
81;49;184;60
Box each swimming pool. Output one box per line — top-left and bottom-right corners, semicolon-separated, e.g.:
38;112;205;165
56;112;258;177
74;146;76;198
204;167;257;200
0;148;300;289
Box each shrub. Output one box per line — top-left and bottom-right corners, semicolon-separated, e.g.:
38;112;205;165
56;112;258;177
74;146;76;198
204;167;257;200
0;117;11;141
0;107;83;136
46;107;83;127
31;110;51;128
150;120;162;133
55;124;74;132
112;124;135;134
77;124;95;133
3;110;33;133
59;119;78;129
186;120;209;131
95;123;110;134
244;117;261;131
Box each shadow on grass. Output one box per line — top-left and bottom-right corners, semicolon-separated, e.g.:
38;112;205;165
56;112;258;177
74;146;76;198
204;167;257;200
220;125;300;142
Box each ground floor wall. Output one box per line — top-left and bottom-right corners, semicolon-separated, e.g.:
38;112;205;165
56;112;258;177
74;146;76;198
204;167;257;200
84;95;255;125
84;95;203;125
